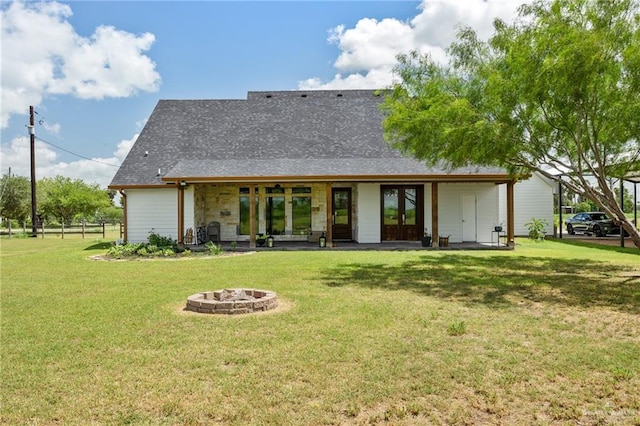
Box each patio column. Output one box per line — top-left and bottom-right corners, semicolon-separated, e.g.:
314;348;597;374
119;190;127;242
557;180;563;238
177;184;185;244
326;183;332;245
249;185;256;249
620;179;625;248
431;182;439;247
507;180;515;246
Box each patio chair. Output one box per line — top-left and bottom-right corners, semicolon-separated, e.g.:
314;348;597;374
207;221;220;243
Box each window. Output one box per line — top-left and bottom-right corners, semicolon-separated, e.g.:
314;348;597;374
239;188;258;235
266;187;285;235
292;187;311;235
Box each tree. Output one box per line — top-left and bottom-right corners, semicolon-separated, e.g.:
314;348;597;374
614;186;635;213
91;205;124;225
0;174;31;223
382;0;640;248
38;176;112;224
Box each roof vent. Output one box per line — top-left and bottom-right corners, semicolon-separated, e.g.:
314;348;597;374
301;94;307;98
337;93;343;98
266;94;272;98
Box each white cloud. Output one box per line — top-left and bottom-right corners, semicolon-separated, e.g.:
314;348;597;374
0;1;161;128
43;122;61;135
300;0;529;90
0;134;137;188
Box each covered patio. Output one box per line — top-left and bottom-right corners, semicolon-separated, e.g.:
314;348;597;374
185;239;515;252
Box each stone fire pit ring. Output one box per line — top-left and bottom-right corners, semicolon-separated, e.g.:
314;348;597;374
186;288;277;315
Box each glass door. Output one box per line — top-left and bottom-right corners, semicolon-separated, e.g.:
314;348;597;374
332;188;352;240
381;186;422;240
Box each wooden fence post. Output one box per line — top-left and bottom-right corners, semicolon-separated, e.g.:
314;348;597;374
82;221;86;239
8;220;11;238
40;222;45;238
102;222;106;239
61;222;65;239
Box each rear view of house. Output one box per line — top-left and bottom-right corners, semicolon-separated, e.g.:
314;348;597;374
109;90;552;247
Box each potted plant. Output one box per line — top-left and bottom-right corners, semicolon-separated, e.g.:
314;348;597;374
256;233;266;247
421;228;432;247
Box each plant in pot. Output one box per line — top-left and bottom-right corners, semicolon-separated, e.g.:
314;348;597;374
256;233;266;247
421;228;432;247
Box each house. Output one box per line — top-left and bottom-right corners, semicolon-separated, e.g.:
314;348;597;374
109;90;552;247
500;172;556;237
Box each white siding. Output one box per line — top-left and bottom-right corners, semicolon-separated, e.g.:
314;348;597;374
499;174;554;236
184;186;195;233
438;183;498;243
355;182;496;243
126;188;178;243
355;183;381;243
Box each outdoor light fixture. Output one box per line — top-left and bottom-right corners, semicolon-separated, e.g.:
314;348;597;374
319;232;326;248
266;235;274;248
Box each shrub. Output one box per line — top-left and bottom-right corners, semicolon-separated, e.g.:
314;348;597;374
148;232;175;248
525;217;549;241
107;242;145;258
204;241;223;255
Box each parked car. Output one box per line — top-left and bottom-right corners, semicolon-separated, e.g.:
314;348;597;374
565;212;621;237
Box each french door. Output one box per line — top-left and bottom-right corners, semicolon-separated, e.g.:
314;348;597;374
381;185;423;241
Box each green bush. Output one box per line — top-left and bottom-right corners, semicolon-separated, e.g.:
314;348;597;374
148;232;175;248
204;241;223;255
106;232;203;259
574;201;597;213
525;217;549;241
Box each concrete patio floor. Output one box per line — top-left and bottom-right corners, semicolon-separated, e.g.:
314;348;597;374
191;240;514;252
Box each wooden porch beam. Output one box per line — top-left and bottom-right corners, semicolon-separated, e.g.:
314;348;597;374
249;185;256;249
326;183;332;244
177;184;185;244
119;190;127;242
431;182;438;247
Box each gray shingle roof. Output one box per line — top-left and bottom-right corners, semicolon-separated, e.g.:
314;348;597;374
109;90;508;187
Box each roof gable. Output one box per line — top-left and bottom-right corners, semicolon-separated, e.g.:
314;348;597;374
109;90;508;187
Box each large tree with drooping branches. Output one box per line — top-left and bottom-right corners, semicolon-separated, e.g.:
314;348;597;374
382;0;640;248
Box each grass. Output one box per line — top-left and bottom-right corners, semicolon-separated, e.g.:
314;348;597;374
1;234;640;425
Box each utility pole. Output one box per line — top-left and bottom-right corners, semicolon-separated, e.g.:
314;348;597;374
29;106;37;237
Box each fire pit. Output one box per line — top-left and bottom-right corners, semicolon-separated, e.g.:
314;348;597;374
185;288;277;315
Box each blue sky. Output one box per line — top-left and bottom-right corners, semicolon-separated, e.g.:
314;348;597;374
1;1;526;188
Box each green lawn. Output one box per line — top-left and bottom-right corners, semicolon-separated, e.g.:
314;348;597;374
1;235;639;425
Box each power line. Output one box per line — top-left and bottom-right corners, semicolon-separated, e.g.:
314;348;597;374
35;136;120;168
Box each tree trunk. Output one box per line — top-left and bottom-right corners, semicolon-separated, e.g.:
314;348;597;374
584;183;640;249
620;219;640;249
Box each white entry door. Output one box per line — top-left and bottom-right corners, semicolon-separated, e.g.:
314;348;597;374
462;195;477;242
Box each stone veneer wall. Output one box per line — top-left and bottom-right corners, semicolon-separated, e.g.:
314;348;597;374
192;183;340;242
